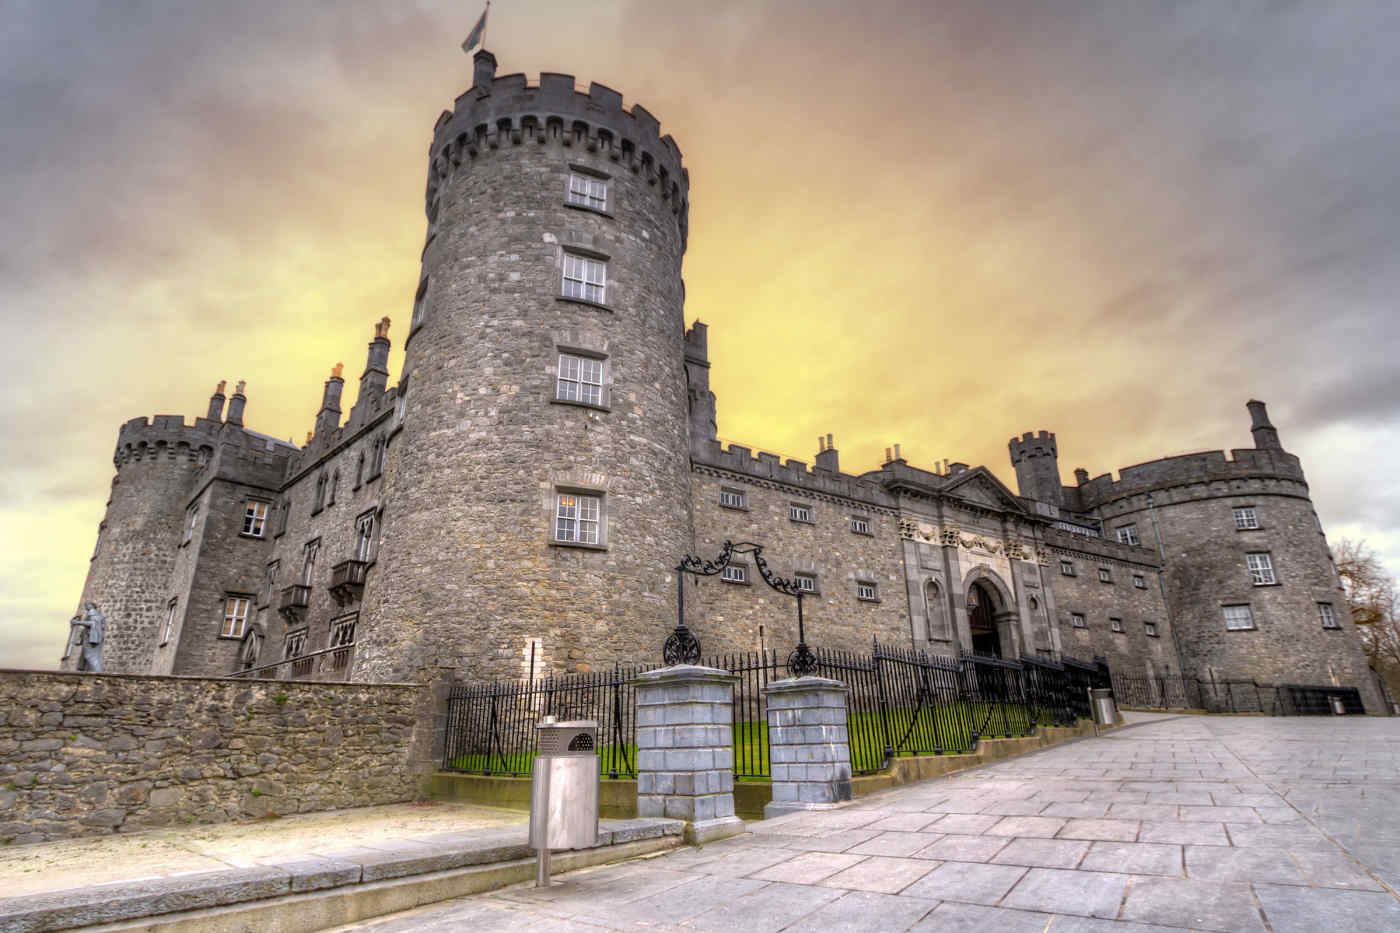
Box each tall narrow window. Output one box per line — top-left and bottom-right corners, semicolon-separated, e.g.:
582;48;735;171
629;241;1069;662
411;278;429;329
329;615;357;671
355;510;378;563
1223;604;1255;631
925;580;950;640
261;560;279;607
555;493;601;545
183;503;199;544
566;173;608;211
161;599;178;645
355;451;366;489
242;500;269;537
328;471;339;506
221;596;250;638
562;253;606;304
301;539;320;586
1234;507;1259;530
1116;524;1140;546
1247;552;1276;585
313;473;327;514
556;353;604;406
1318;603;1340;629
276;498;289;536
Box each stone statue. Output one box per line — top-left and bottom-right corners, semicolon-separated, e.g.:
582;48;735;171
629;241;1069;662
68;602;106;673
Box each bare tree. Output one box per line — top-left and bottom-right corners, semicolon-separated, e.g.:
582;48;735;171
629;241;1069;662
1336;539;1400;698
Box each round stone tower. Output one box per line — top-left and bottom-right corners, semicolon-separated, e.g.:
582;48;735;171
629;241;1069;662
66;411;219;672
354;53;693;683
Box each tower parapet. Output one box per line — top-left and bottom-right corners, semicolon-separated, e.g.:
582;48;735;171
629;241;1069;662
1008;430;1063;509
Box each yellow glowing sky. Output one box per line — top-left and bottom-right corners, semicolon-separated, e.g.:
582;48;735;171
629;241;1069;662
4;1;1400;669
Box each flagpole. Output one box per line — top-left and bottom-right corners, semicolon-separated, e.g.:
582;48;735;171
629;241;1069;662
481;0;492;53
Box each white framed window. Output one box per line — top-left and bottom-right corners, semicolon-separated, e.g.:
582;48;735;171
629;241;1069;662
1144;621;1159;638
1060;560;1075;577
242;500;269;537
567;173;608;211
1247;552;1276;585
556;353;604;406
562;252;606;304
1098;567;1113;584
1071;612;1087;629
182;503;199;544
555;492;601;545
795;573;817;594
161;599;178;645
856;580;878;601
789;502;813;523
1319;603;1340;630
719;488;747;510
1116;524;1140;546
1234;507;1259;530
721;564;747;584
1133;573;1146;589
850;516;872;535
221;596;251;639
354;510;378;563
1223;604;1255;631
1110;617;1124;633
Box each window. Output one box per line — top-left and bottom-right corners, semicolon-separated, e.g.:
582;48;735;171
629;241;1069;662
354;451;365;489
1060;560;1075;577
794;573;818;594
1098;567;1113;584
301;539;320;586
284;629;311;677
260;561;279;607
789;502;813;523
197;447;211;467
1234;507;1259;530
221;596;251;638
857;581;878;601
183;503;199;544
1144;621;1159;638
354;510;378;563
556;353;604;406
1133;573;1146;589
242;500;269;537
275;498;289;536
555;492;601;545
1116;524;1140;546
1110;617;1124;633
313;473;328;514
1319;603;1340;630
92;524;104;559
721;564;747;584
1247;552;1276;586
719;488;747;510
368;435;386;479
328;471;339;506
1223;604;1255;631
329;615;357;671
851;516;872;535
1071;612;1087;629
161;599;178;645
567;173;608;211
411;278;429;329
562;253;606;304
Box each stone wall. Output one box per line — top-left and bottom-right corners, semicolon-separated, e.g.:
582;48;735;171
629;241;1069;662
0;670;432;846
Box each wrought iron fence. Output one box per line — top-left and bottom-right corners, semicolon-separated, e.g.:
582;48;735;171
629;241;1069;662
1110;671;1366;716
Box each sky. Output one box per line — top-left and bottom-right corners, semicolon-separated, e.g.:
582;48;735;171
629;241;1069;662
2;0;1399;670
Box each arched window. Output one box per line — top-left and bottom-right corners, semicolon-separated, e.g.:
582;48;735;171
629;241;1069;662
328;470;339;506
925;580;950;641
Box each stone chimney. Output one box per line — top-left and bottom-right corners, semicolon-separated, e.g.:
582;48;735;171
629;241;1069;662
358;318;392;409
474;49;497;94
1247;399;1281;450
316;364;344;440
225;380;247;426
206;380;227;421
814;433;839;473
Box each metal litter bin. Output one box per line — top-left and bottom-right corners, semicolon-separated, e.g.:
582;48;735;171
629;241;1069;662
1328;695;1346;716
1090;688;1117;726
529;717;599;885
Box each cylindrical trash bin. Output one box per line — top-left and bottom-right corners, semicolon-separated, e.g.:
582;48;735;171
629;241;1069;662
1090;688;1117;725
529;717;599;885
1328;695;1346;716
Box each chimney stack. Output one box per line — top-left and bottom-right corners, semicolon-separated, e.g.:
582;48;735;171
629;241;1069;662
358;318;392;409
225;380;247;426
1074;467;1090;485
1247;399;1281;450
815;434;839;473
206;380;227;422
473;49;497;94
315;363;344;440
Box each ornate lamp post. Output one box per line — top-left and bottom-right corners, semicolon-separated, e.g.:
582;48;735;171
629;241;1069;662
665;540;819;676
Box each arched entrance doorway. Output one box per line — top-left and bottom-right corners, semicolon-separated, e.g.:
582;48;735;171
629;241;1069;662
967;580;1002;657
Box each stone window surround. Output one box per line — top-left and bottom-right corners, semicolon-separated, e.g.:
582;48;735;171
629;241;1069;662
409;275;429;336
856;579;879;602
1116;523;1140;546
565;164;612;216
789;502;815;524
1060;559;1076;577
720;561;749;585
241;499;271;539
559;245;609;309
1319;602;1340;630
92;523;104;561
719;487;748;510
794;571;819;595
181;502;199;546
1234;505;1261;531
1223;603;1256;631
1070;612;1087;629
354;509;380;565
850;515;873;536
1098;567;1114;584
160;598;178;646
259;559;279;608
284;628;308;661
1109;617;1124;634
550;484;608;550
551;345;611;411
220;594;253;640
1133;573;1147;589
301;538;321;587
1247;551;1278;586
1144;620;1159;638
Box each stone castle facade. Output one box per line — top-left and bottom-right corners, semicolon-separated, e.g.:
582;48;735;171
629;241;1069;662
62;53;1384;713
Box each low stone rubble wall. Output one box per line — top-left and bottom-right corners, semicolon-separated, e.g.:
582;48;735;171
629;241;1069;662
0;670;434;845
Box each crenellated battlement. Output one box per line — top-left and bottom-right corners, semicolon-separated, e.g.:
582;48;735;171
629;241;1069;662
1008;430;1057;464
426;58;690;245
1070;446;1306;510
693;438;896;510
114;415;296;473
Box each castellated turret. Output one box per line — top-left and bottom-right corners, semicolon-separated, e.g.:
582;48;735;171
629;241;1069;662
1009;430;1062;509
354;52;694;682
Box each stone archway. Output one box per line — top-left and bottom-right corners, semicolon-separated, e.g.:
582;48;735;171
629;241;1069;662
962;566;1019;659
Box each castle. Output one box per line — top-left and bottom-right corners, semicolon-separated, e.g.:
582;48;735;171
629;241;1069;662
62;52;1384;714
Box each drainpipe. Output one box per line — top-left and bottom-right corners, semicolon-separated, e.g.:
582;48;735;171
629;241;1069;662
1146;492;1185;676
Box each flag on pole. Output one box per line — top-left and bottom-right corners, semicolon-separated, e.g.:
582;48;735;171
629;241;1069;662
461;5;489;54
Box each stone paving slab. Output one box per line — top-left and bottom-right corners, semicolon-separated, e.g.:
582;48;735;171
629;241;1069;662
333;713;1400;932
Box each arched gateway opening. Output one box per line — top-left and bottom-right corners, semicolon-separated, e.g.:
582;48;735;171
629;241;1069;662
967;580;1003;657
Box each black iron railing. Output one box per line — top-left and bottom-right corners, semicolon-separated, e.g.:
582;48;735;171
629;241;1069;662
1110;671;1366;716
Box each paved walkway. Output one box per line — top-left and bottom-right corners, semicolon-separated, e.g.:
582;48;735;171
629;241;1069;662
336;714;1400;932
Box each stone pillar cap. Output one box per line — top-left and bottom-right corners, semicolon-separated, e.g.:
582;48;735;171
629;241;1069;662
765;675;848;693
632;664;737;685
